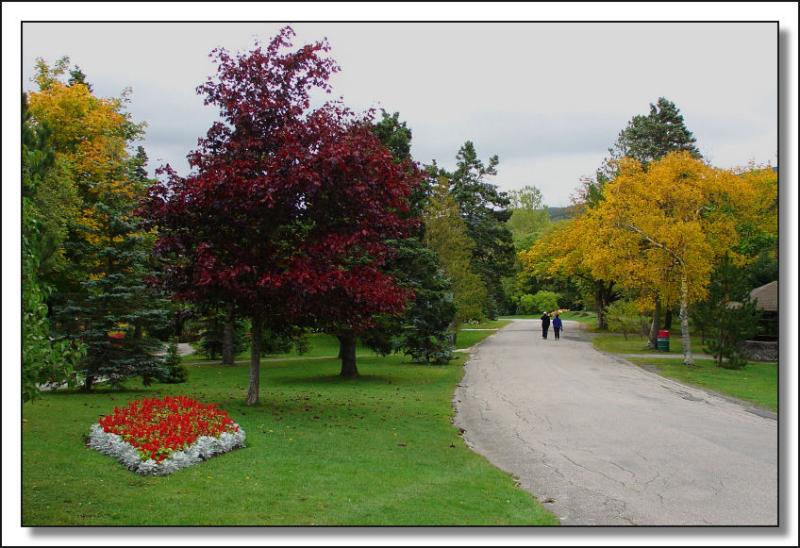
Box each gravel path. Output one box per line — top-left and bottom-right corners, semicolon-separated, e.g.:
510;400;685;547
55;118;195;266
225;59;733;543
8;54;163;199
453;319;777;525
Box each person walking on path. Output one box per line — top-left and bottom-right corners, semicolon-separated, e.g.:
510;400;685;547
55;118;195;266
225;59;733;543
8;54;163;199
540;311;551;339
552;313;563;340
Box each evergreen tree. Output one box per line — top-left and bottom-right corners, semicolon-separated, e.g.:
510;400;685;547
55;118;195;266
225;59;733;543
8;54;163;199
698;255;761;369
576;97;701;209
59;198;169;390
359;111;456;364
129;145;149;181
67;65;93;92
361;238;456;364
259;326;309;355
396;242;455;364
161;339;188;384
439;141;515;318
615;97;701;166
199;306;247;361
372;110;412;164
592;97;702;192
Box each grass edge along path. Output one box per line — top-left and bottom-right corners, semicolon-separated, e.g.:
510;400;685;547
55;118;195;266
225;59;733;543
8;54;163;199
592;333;705;355
627;357;777;413
22;321;556;526
455;319;511;350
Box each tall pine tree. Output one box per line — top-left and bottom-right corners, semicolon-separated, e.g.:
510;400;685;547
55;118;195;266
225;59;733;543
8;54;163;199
58;149;169;390
438;141;515;319
359;111;456;364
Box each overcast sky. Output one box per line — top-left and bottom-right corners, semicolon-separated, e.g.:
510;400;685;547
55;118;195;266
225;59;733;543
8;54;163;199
22;22;777;206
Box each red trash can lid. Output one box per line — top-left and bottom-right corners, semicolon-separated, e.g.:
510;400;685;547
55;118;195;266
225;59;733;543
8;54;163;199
657;329;670;338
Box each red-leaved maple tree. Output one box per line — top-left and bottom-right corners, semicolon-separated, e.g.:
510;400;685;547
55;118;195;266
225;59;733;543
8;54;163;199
143;27;420;404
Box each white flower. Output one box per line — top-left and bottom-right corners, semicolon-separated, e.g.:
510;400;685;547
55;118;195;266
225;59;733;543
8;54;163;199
87;422;246;476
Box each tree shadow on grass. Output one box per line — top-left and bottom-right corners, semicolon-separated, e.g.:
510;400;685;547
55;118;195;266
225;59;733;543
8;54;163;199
272;373;397;387
42;385;160;398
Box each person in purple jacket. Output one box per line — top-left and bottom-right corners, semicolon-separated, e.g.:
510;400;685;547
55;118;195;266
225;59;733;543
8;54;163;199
552;313;563;340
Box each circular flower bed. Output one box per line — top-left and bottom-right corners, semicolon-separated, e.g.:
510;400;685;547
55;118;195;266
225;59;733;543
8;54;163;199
87;395;246;475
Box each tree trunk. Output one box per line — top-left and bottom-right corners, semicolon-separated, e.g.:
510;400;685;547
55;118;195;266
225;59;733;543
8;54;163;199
82;375;94;392
222;303;235;366
647;298;661;349
338;333;358;378
680;273;694;365
246;313;263;405
595;282;609;330
664;308;673;329
449;320;459;348
174;309;185;341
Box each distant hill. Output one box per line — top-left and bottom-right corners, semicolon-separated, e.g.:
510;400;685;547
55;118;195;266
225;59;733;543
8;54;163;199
547;206;573;221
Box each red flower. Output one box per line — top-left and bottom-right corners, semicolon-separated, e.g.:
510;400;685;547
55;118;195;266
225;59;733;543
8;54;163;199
97;396;239;462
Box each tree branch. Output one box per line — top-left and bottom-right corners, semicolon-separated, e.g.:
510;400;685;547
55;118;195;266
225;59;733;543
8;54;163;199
622;222;685;266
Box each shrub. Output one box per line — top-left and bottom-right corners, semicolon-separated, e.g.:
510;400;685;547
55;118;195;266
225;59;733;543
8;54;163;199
160;340;188;384
516;294;537;315
605;300;643;339
526;290;561;315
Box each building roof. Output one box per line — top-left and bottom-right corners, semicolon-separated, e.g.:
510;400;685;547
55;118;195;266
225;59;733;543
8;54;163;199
750;281;778;312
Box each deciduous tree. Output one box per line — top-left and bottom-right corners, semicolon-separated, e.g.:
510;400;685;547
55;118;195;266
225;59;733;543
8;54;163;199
582;153;755;364
145;29;417;400
22;94;86;400
520;217;618;329
506;185;551;251
424;177;488;328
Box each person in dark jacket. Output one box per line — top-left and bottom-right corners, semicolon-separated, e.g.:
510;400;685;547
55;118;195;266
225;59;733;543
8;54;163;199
552;313;563;340
540;312;551;339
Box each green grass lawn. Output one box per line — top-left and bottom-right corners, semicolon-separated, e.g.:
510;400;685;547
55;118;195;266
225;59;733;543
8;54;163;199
628;358;777;412
592;333;704;354
557;311;598;329
190;324;510;363
464;319;512;330
23;328;555;526
455;320;511;349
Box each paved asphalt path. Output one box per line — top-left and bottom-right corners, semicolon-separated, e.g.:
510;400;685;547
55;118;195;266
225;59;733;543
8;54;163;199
453;319;777;525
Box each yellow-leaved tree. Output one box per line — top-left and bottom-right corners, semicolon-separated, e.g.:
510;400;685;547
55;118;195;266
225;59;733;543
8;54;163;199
423;177;488;327
583;152;756;364
520;215;618;330
27;57;147;285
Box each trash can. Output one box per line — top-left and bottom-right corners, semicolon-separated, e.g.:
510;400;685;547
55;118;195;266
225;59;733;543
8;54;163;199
657;329;670;352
